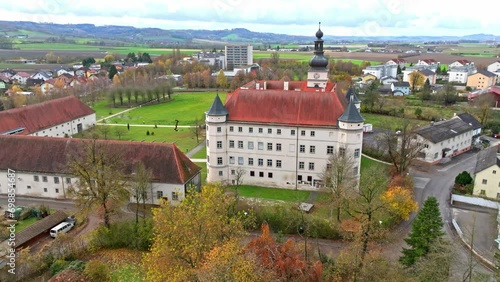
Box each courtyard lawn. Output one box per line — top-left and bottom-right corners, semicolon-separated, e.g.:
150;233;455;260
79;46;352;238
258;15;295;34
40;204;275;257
361;155;389;171
15;217;38;233
105;92;225;125
191;146;207;159
361;113;427;129
90;100;115;120
195;162;207;184
229;185;310;202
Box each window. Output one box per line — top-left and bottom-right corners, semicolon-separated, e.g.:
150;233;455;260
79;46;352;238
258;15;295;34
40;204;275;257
327;146;334;155
339;147;346;157
482;179;487;184
238;126;243;132
258;159;263;166
219;171;223;176
298;175;303;181
354;148;360;158
258;128;263;133
259;172;264;177
307;176;312;182
229;156;235;164
497;193;500;199
217;141;222;149
229;140;235;148
172;192;179;201
268;172;273;178
480;189;486;195
276;143;282;151
258;142;264;150
267;159;272;167
232;170;236;175
248;158;254;165
229;126;234;132
217;127;222;132
299;162;305;169
267;143;273;151
494;170;497;174
248;141;254;149
326;163;332;169
27;185;31;189
206;139;209;147
157;191;164;199
42;176;48;182
291;130;296;136
249;127;253;133
44;188;47;193
268;128;272;134
217;157;223;165
301;130;306;136
310;146;316;154
54;177;59;184
65;177;71;184
238;141;243;149
55;189;59;193
250;171;255;177
310;131;315;137
34;175;39;182
238;157;244;165
277;129;281;135
276;160;282;168
309;163;315;170
299;145;305;153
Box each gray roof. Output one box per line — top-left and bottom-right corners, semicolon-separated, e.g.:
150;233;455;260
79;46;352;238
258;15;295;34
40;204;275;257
345;87;361;103
416;118;473;143
419;69;435;76
457;113;482;130
475;70;496;77
206;94;228;116
393;81;410;87
474;146;500;173
338;96;364;123
16;210;68;247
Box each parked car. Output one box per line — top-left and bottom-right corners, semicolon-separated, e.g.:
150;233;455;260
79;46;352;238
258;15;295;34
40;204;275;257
493;133;500;139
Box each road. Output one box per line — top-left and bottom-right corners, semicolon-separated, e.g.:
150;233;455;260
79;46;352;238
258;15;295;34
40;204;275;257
0;196;76;212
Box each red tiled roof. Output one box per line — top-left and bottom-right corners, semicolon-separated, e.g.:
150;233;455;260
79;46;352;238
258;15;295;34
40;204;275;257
391;58;406;63
0;96;95;135
14;72;31;78
225;81;347;126
0;136;201;184
456;60;471;64
422;59;437;64
489;87;500;96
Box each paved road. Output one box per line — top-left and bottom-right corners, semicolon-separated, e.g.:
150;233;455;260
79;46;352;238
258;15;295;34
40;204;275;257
0;195;76;212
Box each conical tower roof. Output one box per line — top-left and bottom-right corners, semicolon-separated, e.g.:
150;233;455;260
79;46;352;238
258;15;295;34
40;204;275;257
345;87;361;104
206;93;228;116
338;96;364;123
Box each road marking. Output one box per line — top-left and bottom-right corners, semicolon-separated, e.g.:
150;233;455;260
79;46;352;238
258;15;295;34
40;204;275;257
413;177;430;189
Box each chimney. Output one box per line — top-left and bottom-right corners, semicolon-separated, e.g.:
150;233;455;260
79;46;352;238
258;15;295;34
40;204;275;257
284;81;289;91
264;81;267;90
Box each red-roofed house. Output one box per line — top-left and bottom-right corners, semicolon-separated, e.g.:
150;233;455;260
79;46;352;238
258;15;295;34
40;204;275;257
11;72;31;84
0;135;201;205
205;27;364;189
449;60;473;68
0;96;96;136
385;58;407;68
416;59;439;67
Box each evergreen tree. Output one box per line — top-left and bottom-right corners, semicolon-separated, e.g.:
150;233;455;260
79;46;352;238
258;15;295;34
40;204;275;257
400;196;444;267
397;64;402;75
108;65;118;80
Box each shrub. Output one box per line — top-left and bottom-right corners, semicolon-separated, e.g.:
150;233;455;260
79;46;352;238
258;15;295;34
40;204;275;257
66;260;85;273
146;130;150;135
89;219;154;251
50;259;69;276
455;171;473;186
84;260;110;282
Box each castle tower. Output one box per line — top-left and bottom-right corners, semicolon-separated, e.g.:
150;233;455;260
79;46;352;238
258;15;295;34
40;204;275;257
337;95;365;177
307;22;329;89
205;93;229;183
345;86;361;111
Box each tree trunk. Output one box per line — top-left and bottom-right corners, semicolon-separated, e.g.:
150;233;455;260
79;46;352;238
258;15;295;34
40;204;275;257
103;198;110;228
337;206;341;222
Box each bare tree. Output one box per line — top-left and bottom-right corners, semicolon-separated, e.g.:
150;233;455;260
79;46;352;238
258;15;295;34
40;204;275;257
97;125;111;140
131;162;152;224
321;151;357;222
473;94;495;125
67;139;130;228
382;117;425;175
191;116;205;144
114;127;127;140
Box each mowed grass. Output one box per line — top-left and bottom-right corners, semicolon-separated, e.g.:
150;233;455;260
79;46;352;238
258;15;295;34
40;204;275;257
195;162;208;184
92;125;200;153
253;51;381;64
191;146;207;159
361;113;427;129
230;185;310;202
106;92;225;125
111;263;145;282
15;217;38;233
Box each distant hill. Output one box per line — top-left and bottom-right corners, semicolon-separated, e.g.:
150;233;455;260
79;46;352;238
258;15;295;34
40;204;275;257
0;21;499;44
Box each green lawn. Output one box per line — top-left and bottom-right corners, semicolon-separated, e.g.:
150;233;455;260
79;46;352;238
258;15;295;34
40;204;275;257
229;185;310;202
361;113;428;129
111;263;144;282
253;51;381;64
90;100;115;120
195;162;207;184
361;155;388;170
105;92;225;125
15;217;38;233
191;146;207;159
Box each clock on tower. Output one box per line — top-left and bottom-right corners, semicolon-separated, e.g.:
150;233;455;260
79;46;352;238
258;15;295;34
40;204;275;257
313;73;320;79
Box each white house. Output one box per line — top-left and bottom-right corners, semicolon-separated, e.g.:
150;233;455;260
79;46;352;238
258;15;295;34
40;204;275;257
488;61;500;78
11;72;31;84
31;71;53;81
0;96;96;137
0;136;201;205
380;76;399;86
206;27;364;190
416;59;439;67
385;58;407;68
455;112;482;144
473;146;500;199
448;65;477;84
391;82;411;96
414;115;479;164
449;60;473;68
362;64;398;79
53;67;73;77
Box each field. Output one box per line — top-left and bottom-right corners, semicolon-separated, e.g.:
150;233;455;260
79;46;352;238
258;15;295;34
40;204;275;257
253;50;382;64
229;185;311;202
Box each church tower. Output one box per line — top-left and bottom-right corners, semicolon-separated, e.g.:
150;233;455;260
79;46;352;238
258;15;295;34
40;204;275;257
307;22;329;88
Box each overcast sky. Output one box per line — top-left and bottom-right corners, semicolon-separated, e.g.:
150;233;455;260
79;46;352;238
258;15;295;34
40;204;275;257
0;0;498;37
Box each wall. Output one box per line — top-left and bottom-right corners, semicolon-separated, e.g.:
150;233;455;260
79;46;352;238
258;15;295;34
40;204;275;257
30;113;96;137
473;165;500;199
417;129;473;163
0;171;74;199
451;194;500;209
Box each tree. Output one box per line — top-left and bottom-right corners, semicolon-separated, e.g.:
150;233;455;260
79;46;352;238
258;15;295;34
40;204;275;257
321;151;357;222
45;52;58;63
410;237;453;281
382;118;425;175
108;65;118;80
363;80;380;112
82;57;96;67
104;54;115;63
67;139;130;228
380;186;418;221
418;78;432;101
190;116;204;144
408;71;425;92
473;93;495;125
142;184;246;281
397;64;402;75
131;162;152;224
114;127;127;140
216;69;228;89
400;196;444;267
455;171;473;186
437;83;458;106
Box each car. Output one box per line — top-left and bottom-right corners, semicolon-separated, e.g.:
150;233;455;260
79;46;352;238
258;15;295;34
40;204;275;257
493;133;500;139
480;137;491;144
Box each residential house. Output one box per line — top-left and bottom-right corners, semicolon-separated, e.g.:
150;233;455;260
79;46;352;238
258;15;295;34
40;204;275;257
448;65;477;84
404;68;437;88
11;72;31;84
31;71;53;81
380;76;399;85
72;64;84;70
53;66;73;77
391;81;411;96
362;64;398;79
74;67;89;77
89;64;101;71
473;146;500;199
0;80;5;91
415;59;439;67
40;81;55;94
385;58;407;68
224;45;253;70
449;60;473;68
0;96;96;137
194;51;225;69
0;69;16;78
455;112;482;144
206;27;364;189
26;78;44;87
360;73;377;84
414;116;477;164
0;135;201;205
487;61;500;76
467;70;498;90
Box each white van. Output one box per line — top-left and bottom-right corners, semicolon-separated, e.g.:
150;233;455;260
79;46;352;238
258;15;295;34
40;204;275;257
50;222;74;238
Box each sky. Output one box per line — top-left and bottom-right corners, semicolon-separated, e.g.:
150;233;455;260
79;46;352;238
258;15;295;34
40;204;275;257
0;0;498;37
